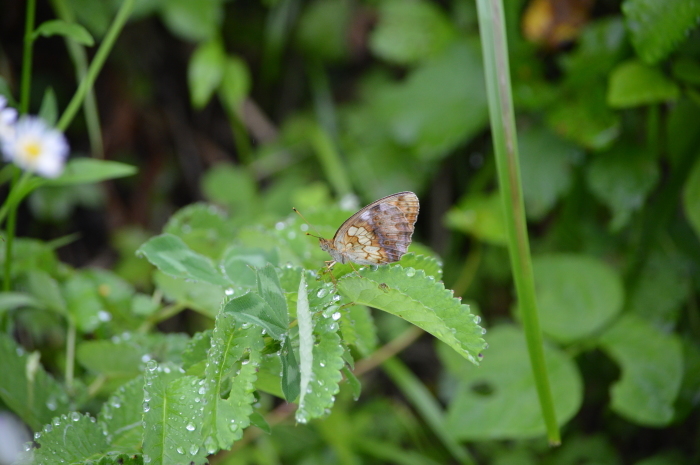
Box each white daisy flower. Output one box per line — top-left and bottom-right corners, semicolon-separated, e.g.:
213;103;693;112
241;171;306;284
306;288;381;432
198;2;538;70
1;116;69;178
0;95;18;142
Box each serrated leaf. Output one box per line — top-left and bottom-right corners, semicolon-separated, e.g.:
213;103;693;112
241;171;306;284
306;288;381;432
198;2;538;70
142;365;208;465
220;246;279;290
257;264;288;317
34;19;94;45
189;39;226;108
0;334;70;430
599;314;683;426
223;292;287;340
340;304;377;357
163;202;234;259
608;60;680;108
337;264;485;364
396;253;442;280
295;314;344;423
532;254;624;343
27;413;108;463
296;272;314;415
683;155;700;240
154;271;223;318
99;375;145;450
280;337;300;402
442;325;583;439
370;0;457;65
623;0;700;64
182;330;212;370
137;233;230;286
46;159;136;185
202;313;263;450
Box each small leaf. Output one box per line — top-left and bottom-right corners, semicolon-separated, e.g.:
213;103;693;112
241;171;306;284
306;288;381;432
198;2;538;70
154;271;223;318
280;337;300;402
599;314;683;426
38;87;58;126
248;412;271;434
219;56;251;111
188;39;226;108
342;366;362;400
46;159;137;186
19;270;66;314
532;254;624;344
223;292;287;340
623;0;700;64
444;192;507;246
33;19;95;46
296;272;314;415
0;292;43;313
182;330;212;370
608;60;680;108
137;233;231;286
26;413;108;464
338;264;486;364
159;0;222;42
99;375;144;450
683;155;700;240
64;273;108;332
220;246;279;290
256;265;290;327
163;202;234;259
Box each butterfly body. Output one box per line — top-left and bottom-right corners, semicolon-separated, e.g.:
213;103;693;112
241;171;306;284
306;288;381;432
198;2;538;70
319;192;419;265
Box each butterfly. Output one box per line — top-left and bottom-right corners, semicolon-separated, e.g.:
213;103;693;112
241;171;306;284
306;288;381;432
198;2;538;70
316;191;419;266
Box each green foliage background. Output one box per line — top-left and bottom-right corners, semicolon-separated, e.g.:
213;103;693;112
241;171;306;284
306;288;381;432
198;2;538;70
1;0;699;464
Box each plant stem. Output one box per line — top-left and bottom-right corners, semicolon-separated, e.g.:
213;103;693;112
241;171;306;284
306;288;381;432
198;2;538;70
56;0;136;132
20;0;37;114
2;169;20;292
65;319;76;391
475;0;560;445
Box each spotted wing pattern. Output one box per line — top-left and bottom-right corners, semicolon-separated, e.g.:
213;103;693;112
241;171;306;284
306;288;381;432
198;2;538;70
319;192;419;265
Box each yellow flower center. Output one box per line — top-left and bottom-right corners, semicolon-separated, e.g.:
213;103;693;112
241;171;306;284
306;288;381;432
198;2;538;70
22;140;42;162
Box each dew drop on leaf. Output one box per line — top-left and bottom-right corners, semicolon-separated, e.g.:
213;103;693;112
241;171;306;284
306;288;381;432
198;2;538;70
186;422;196;431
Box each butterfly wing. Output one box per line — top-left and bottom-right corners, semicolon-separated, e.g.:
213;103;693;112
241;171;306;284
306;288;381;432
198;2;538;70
332;192;419;265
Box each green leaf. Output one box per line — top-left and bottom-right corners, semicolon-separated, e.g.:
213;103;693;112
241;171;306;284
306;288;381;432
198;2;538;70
337;263;486;364
296;272;314;415
63;273;108;332
586;145;659;231
257;264;288;319
395;253;442;281
201;163;259;222
369;0;457;65
220;246;279;290
33;19;95;45
599;314;683;426
295;0;352;61
46;159;137;185
532;254;624;344
19;270;66;314
0;334;70;430
219;56;251;110
202;313;263;450
154;271;223;318
608;60;680;108
683;155;700;240
142;364;209;465
0;292;43;313
77;340;144;378
24;412;108;464
444;192;507;246
623;0;700;64
159;0;223;42
163;202;234;259
295;306;344;423
340;304;377;357
672;57;700;86
188;39;226;108
182;330;212;370
560;18;627;84
137;233;230;286
38;87;58;126
442;325;583;439
248;411;271;434
280;337;300;402
99;375;145;450
223;292;287;340
519;127;582;220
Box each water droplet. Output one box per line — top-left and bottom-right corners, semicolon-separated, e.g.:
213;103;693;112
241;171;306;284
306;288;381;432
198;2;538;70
70;412;80;421
331;312;341;321
332;295;341;302
34;432;41;440
142;402;150;412
189;445;199;455
205;436;217;454
481;328;487;334
319;361;325;367
275;222;285;230
316;288;328;298
405;267;416;277
176;447;185;455
474;315;481;324
225;288;235;296
198;386;206;395
186;422;196;431
143;454;151;463
97;310;112;322
146;360;158;371
141;354;152;363
43;424;52;433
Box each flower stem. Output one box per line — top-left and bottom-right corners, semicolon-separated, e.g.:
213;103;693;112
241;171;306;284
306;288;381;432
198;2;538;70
2;169;20;292
56;0;136;132
19;0;37;114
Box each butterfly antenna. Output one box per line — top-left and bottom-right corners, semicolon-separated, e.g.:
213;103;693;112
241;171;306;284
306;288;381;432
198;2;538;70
292;207;325;239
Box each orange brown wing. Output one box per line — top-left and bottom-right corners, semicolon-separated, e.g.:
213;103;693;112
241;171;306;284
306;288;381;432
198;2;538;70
332;192;419;265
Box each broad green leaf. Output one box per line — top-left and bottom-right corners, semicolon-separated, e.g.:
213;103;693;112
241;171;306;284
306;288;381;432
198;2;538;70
202;313;263;450
623;0;700;64
560;18;627;84
396;253;442;281
220;246;279;290
142;363;208;465
340;304;377;357
442;325;582;439
188;39;226;108
0;334;70;431
159;0;222;42
223;292;287;340
370;0;457;65
257;265;289;327
182;330;212;370
444;192;507;246
532;254;623;344
99;375;144;450
46;159;137;185
296;272;314;417
599;314;683;426
683;155;700;240
137;233;231;286
586;145;659;231
154;271;224;318
219;56;251;110
295;306;344;423
519;127;581;220
77;340;144;378
607;60;680;108
0;292;43;313
337;263;486;364
33;19;95;45
23;413;108;464
201;163;259;223
19;270;65;314
163;202;234;259
280;337;300;402
1;238;59;276
63;273;108;332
